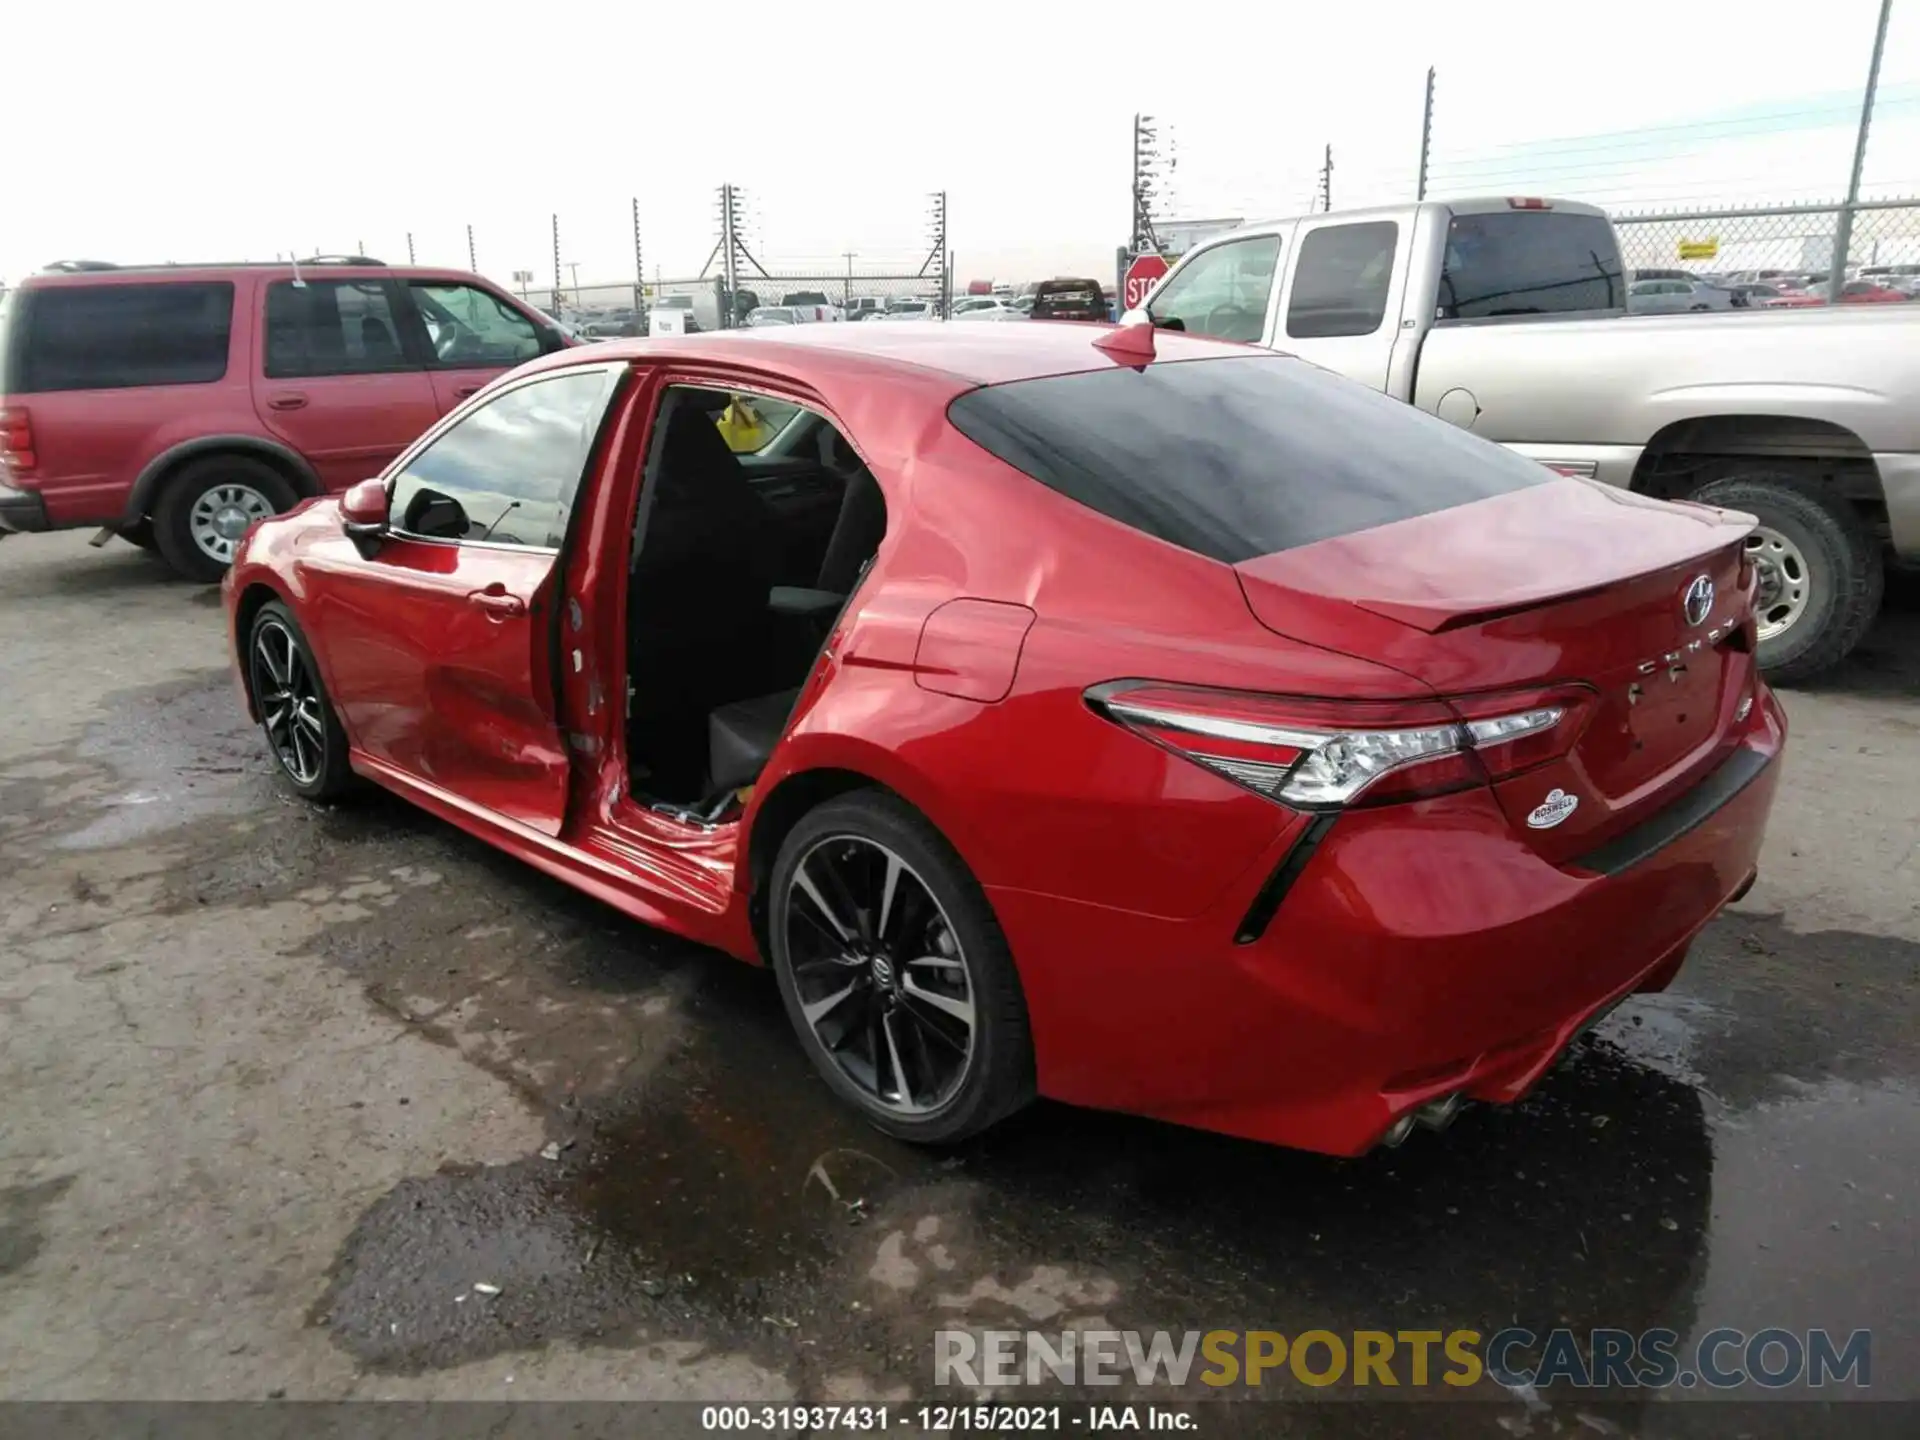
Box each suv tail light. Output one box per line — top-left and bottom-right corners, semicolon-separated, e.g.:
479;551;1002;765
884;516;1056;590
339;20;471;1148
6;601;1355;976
1088;682;1594;810
0;407;35;473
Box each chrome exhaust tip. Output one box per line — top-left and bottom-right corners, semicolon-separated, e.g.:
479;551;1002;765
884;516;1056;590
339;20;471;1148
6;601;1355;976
1414;1092;1466;1131
1381;1114;1418;1148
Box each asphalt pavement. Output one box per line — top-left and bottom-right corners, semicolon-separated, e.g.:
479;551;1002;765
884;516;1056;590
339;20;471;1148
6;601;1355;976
2;531;1916;1437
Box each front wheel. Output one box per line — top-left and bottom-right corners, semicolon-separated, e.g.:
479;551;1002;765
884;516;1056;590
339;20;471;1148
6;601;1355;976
768;791;1034;1144
155;456;299;582
1691;471;1884;683
247;601;352;801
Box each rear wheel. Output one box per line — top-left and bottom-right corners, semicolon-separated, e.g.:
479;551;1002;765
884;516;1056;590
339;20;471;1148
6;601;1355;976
247;601;352;801
155;456;299;582
1690;470;1884;683
768;791;1034;1144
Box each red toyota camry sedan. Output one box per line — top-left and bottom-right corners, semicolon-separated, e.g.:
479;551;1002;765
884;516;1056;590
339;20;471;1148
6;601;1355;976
223;321;1785;1155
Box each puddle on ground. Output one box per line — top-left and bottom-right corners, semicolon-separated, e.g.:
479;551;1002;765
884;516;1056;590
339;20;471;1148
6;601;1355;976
11;673;1920;1409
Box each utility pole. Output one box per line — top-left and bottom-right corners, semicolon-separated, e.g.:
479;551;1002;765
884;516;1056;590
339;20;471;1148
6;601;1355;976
919;191;948;316
566;261;581;303
551;213;561;314
843;250;856;312
632;197;644;322
1317;146;1334;213
720;183;740;328
1416;67;1436;202
467;224;477;271
1830;0;1892;304
1131;113;1166;253
406;232;416;265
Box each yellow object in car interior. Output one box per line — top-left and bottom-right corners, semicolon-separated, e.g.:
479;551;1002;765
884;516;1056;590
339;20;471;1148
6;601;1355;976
716;396;771;453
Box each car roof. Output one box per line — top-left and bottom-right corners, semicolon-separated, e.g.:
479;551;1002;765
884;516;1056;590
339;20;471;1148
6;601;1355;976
19;262;496;289
531;321;1258;390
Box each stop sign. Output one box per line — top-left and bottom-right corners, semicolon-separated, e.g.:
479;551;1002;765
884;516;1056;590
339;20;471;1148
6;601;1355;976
1122;253;1170;311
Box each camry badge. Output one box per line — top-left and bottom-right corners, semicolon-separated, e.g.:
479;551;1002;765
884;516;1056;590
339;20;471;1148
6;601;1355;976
1683;574;1715;627
1527;789;1580;829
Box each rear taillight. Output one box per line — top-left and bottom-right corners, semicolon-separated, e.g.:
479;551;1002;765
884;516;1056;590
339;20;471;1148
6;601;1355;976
0;407;35;473
1089;682;1593;810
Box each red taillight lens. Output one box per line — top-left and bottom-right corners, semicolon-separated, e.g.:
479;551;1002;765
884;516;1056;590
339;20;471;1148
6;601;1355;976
1089;681;1592;810
0;407;35;472
1447;684;1594;780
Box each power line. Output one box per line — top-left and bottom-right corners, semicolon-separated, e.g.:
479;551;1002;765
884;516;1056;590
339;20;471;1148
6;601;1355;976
1429;93;1920;160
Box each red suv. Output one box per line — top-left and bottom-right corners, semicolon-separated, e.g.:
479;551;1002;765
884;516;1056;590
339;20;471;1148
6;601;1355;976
0;258;571;579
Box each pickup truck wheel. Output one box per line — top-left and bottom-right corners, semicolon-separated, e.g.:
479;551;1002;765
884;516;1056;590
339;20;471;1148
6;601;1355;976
153;457;298;583
1690;471;1884;684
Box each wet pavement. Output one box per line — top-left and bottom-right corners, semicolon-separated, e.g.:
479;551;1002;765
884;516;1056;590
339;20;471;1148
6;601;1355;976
2;533;1918;1436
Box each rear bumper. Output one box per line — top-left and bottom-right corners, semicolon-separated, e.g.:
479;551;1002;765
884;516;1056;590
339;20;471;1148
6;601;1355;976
0;479;51;535
992;689;1786;1156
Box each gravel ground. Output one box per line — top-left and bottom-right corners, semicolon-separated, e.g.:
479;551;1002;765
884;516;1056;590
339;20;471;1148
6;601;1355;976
2;530;1916;1437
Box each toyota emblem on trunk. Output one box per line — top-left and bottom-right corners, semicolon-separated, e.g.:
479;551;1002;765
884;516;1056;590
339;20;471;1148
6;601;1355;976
1683;574;1715;627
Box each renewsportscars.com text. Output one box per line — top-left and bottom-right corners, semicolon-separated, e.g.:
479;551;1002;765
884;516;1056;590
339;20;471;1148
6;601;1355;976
934;1326;1871;1391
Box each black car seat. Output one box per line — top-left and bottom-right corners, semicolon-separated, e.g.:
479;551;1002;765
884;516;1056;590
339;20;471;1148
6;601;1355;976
701;436;890;796
628;398;784;796
359;315;400;365
816;431;888;596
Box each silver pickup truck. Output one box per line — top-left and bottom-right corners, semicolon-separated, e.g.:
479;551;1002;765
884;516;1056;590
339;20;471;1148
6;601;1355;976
1126;197;1920;680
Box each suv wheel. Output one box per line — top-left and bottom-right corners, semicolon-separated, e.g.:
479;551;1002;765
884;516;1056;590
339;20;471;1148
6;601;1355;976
155;456;299;582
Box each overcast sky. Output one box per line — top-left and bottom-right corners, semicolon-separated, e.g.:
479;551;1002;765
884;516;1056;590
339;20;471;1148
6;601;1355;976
4;0;1916;290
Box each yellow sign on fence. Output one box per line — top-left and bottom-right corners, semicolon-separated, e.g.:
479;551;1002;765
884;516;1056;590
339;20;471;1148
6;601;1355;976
1678;238;1720;260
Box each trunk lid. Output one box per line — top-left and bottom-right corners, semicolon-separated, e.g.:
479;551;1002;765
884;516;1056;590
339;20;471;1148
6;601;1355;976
1234;480;1758;858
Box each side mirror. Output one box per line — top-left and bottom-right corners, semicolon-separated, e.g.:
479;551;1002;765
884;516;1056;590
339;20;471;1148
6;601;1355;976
340;478;390;539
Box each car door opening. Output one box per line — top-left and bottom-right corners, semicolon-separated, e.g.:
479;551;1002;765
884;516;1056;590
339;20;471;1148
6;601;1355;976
624;386;886;815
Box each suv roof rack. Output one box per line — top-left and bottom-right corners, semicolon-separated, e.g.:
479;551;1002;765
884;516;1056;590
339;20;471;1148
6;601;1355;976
38;255;390;274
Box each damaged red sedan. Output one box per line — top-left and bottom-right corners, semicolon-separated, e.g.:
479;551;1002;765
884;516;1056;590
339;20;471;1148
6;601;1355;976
223;321;1785;1155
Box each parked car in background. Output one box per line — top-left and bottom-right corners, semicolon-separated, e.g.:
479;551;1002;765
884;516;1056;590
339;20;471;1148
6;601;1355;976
780;292;843;323
1129;196;1920;681
581;309;643;339
847;296;887;321
951;296;1006;315
744;305;806;327
0;257;571;580
1028;277;1111;322
876;299;936;321
1765;280;1911;308
223;321;1785;1154
1629;278;1735;313
951;299;1025;322
1723;283;1786;305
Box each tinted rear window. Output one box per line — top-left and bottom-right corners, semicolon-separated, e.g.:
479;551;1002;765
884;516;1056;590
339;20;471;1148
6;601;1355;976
1032;280;1106;316
946;355;1552;564
1441;212;1624;319
9;282;233;392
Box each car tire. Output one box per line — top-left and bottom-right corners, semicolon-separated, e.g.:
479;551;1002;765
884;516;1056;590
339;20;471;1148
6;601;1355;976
154;456;299;583
247;601;353;802
1691;470;1884;684
768;790;1035;1145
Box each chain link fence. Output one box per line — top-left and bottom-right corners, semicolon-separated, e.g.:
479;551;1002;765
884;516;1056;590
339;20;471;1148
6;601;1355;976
527;269;948;335
1612;199;1920;288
